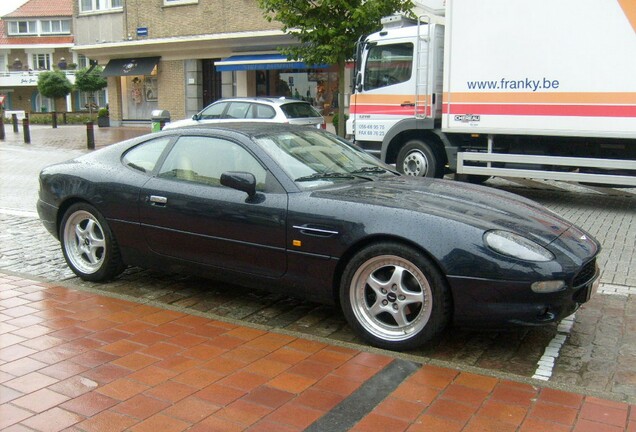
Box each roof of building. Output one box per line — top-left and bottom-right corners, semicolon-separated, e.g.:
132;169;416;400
3;0;72;18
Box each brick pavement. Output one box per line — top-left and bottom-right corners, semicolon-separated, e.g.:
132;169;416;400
1;271;635;432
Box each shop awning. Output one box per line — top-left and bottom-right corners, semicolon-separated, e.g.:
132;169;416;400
215;54;326;71
102;57;160;77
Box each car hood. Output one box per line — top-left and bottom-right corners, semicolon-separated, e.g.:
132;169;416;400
312;176;573;245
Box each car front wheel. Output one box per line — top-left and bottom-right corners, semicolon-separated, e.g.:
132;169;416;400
340;243;451;350
60;203;125;281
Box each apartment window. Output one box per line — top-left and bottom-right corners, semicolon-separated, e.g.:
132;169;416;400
80;0;123;13
77;55;89;69
41;20;71;34
32;54;52;70
7;21;38;35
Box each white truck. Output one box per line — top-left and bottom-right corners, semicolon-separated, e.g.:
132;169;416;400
346;0;636;185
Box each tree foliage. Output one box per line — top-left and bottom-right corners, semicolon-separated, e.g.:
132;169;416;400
74;66;108;93
37;71;73;101
257;0;414;135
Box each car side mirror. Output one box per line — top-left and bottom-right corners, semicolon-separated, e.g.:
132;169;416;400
192;114;200;121
220;171;256;197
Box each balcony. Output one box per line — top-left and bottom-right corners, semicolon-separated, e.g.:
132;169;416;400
0;70;77;87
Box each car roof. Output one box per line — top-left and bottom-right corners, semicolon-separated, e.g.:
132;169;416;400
212;97;310;106
165;122;323;137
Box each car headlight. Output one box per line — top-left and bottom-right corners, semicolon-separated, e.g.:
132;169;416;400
483;230;554;262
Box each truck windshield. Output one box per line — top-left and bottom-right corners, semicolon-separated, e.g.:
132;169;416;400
364;42;413;90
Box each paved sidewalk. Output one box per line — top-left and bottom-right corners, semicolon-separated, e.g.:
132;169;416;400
1;272;634;432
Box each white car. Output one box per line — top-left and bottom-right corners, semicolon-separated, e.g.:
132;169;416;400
163;97;325;130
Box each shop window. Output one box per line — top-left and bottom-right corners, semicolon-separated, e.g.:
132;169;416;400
364;43;413;91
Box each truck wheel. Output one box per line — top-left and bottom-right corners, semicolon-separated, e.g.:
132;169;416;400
60;203;125;282
340;242;452;351
397;139;444;178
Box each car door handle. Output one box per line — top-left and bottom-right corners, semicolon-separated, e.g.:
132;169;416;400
148;195;167;206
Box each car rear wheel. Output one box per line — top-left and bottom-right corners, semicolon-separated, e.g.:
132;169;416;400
60;203;125;281
396;139;444;178
340;243;451;350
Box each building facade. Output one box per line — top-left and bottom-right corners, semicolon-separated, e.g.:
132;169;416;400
0;0;104;115
74;0;345;125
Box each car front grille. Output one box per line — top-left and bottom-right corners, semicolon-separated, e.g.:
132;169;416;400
573;258;597;288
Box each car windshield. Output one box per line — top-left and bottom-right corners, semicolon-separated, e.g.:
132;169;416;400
254;129;394;189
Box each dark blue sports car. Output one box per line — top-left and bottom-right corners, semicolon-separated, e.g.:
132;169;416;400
37;124;600;350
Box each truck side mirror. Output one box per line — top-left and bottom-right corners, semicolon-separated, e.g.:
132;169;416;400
355;71;363;92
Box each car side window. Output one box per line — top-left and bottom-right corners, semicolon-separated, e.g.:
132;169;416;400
251;104;276;119
224;102;251;119
199;102;227;119
157;136;268;191
122;137;171;173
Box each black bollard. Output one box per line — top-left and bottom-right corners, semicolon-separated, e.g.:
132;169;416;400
0;115;5;140
52;112;58;128
12;114;18;133
62;112;67;124
23;118;31;144
86;121;95;150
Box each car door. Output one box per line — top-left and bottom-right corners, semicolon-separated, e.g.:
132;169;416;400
139;134;287;277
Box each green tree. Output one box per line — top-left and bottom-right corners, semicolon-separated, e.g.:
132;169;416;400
258;0;413;136
74;66;108;117
37;71;73;112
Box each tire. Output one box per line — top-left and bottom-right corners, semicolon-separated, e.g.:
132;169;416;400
340;243;451;350
60;203;125;281
396;139;444;178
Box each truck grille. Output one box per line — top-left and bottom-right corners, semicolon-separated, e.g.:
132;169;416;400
573;259;597;288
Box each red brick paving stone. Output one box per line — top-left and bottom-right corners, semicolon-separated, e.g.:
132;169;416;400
408;365;458;390
39;317;81;332
48;375;98;398
476;399;528;426
266;371;318;394
586;395;630;410
454;371;499;392
490;381;538;407
98;339;144;357
20;334;64;351
144;380;197;403
0;404;35;429
187;415;244;432
110;352;158;371
20;407;84;432
139;310;185;326
579;399;629;428
81;363;130;385
162;395;220;423
529;400;578;426
539;387;584;408
242;357;291;378
247;419;300;432
222;345;270;364
128;413;190;432
391;381;439;406
12;324;54;339
440;383;490;407
195;383;247;406
313;374;361;397
351;412;410;432
104;311;142;325
519;417;573;432
4;371;58;393
0;369;16;384
407;413;464;432
244;385;296;409
49;326;93;342
77;318;119;332
179;342;226;360
127;365;179;386
172;315;211;328
2;305;40;318
90;328;132;344
293;387;344;412
425;398;477;426
351;351;394;368
627;421;636;432
287;360;335;380
112;393;171;419
285;338;326;354
0;384;23;403
307;347;355;368
245;333;295;352
573;419;626;432
0;357;48;377
0;344;35;362
139;341;184;359
77;410;139;432
165;332;208;348
225;326;266;341
127;330;170;346
464;415;519;432
266;347;313;365
220;371;271;392
69;349;119;368
373;396;427;423
215;398;274;427
59;391;118;416
12;388;70;413
265;402;324;430
209;334;254;350
172;367;223;388
95;378;150;401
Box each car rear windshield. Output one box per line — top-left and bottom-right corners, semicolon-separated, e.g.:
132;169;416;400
280;103;322;119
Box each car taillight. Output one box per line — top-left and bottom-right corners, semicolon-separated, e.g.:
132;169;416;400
321;122;326;129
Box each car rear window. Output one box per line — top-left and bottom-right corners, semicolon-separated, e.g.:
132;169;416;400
280;103;322;119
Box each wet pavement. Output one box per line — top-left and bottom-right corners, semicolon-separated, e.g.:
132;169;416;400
1;124;636;429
